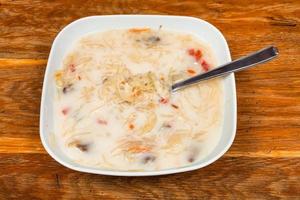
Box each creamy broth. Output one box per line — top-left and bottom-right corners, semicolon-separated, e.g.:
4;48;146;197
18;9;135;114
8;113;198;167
54;28;224;171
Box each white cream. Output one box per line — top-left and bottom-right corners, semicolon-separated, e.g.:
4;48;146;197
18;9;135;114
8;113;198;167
54;28;224;171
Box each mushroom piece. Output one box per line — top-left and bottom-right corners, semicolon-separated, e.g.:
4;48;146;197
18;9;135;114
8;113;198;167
68;140;91;152
186;145;200;163
141;154;156;164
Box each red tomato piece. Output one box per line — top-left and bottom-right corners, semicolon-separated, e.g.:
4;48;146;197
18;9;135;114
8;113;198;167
194;50;202;61
201;60;210;72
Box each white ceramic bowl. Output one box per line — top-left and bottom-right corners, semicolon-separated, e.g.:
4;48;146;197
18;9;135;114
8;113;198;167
40;15;236;176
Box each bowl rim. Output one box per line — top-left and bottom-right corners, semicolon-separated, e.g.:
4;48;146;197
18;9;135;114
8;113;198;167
40;14;237;176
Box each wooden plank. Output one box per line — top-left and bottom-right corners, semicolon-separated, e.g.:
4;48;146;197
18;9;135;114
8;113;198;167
0;154;299;199
1;135;300;158
0;0;299;59
0;137;45;154
0;59;45;139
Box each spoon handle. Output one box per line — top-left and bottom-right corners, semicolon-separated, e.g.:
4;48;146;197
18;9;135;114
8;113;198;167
172;46;279;92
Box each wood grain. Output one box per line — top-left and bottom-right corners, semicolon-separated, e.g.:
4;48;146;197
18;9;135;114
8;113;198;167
0;0;299;59
0;154;300;199
0;59;45;139
0;0;300;199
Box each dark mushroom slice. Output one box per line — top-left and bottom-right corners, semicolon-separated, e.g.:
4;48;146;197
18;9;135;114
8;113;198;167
146;36;161;43
75;143;90;152
62;84;73;94
187;146;200;163
68;140;91;152
141;154;156;164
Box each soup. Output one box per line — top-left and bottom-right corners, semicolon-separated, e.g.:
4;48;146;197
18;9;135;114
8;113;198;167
54;28;224;171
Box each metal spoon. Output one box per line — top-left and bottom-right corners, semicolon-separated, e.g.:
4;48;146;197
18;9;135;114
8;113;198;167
171;46;279;92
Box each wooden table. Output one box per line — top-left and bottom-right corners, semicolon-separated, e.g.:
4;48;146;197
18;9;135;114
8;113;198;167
1;0;299;199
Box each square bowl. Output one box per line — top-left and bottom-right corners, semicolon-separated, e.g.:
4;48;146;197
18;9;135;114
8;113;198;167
40;15;236;176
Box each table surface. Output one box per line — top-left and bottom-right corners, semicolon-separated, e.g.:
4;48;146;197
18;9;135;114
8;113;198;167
0;0;300;199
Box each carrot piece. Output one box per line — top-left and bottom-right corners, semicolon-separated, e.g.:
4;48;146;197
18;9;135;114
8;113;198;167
129;123;135;130
187;69;196;75
171;104;179;109
128;28;150;33
127;146;151;153
159;97;169;104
